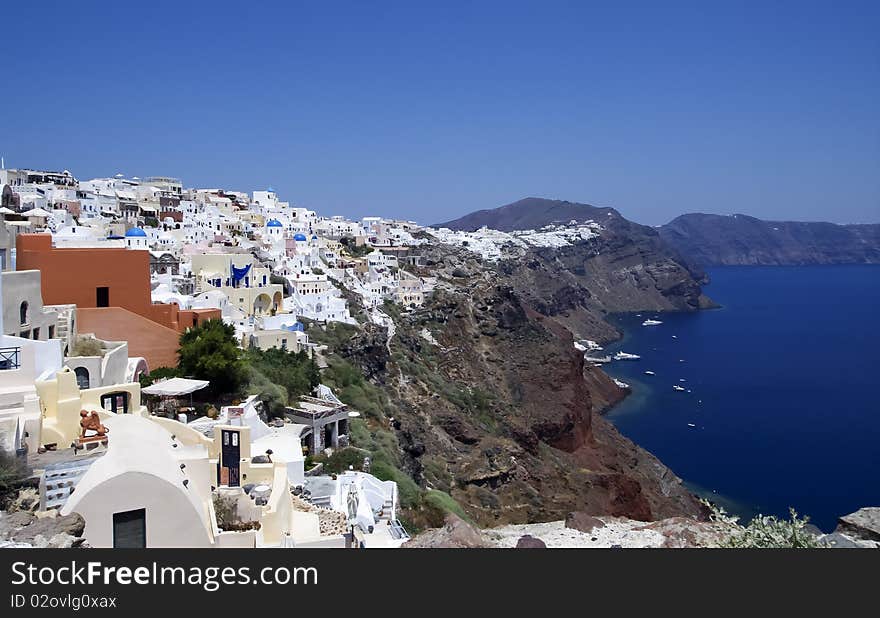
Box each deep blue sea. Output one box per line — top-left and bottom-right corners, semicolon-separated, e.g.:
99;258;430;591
603;265;880;532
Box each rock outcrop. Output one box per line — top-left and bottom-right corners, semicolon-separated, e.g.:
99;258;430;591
515;535;547;548
485;516;734;548
404;514;491;548
565;512;606;533
0;507;87;548
834;507;880;543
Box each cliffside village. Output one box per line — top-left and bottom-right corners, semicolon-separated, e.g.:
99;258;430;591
0;165;605;549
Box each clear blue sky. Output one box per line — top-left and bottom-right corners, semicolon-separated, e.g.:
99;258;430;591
1;1;877;225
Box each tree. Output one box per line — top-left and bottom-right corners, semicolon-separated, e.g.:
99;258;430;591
139;366;181;389
177;320;245;397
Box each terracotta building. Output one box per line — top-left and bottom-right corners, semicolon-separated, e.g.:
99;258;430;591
16;234;219;368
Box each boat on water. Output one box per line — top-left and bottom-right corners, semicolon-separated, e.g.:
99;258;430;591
585;355;611;365
644;370;655;375
642;319;663;326
613;351;640;361
671;335;677;339
673;385;686;391
687;423;696;428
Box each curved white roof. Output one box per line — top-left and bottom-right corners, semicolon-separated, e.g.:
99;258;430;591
62;415;208;520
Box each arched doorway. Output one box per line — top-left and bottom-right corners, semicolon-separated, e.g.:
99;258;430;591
74;367;90;390
253;293;271;315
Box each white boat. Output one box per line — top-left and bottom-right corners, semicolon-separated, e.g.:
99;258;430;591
679;378;686;382
613;351;640;361
673;385;686;391
585;355;611;365
687;423;696;428
671;335;677;339
642;319;663;326
644;370;655;375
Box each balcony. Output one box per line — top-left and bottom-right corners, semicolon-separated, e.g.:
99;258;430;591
0;347;22;371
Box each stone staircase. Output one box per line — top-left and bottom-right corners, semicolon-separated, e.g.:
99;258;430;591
40;456;100;511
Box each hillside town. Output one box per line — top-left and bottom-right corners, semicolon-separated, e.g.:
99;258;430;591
0;164;613;549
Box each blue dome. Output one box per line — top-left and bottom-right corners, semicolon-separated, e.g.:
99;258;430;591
293;233;307;241
266;218;283;227
125;227;147;237
311;234;318;240
266;187;275;193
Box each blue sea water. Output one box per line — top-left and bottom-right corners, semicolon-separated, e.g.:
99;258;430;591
603;265;880;532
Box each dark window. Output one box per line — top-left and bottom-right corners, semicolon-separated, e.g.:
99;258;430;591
19;301;28;325
101;391;129;414
74;367;90;389
96;287;109;307
113;509;146;548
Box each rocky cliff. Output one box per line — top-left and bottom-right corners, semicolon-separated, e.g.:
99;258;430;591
659;213;880;266
321;222;714;528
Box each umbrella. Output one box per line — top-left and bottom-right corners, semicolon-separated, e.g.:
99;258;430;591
0;207;15;215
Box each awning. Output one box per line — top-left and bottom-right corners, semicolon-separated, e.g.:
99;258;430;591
142;377;209;397
21;207;53;217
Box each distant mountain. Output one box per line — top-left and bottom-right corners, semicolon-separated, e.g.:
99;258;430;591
435;197;618;231
433;197;713;320
659;213;880;267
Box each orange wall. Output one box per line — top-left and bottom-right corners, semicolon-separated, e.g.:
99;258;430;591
77;308;181;369
17;234;152;315
16;234;221;333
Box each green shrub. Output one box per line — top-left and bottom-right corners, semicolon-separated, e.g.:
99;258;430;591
70;336;104;357
314;447;371;474
243;347;320;418
371;461;421;509
710;504;822;548
139;366;181;388
424;489;472;523
0;452;27;494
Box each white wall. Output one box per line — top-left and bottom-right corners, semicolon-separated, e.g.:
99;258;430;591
66;471;213;548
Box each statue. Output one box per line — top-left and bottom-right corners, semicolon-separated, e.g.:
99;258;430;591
78;410;109;445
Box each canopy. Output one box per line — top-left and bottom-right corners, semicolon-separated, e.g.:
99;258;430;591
0;207;15;214
21;207;53;217
231;263;251;282
142;377;209;397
